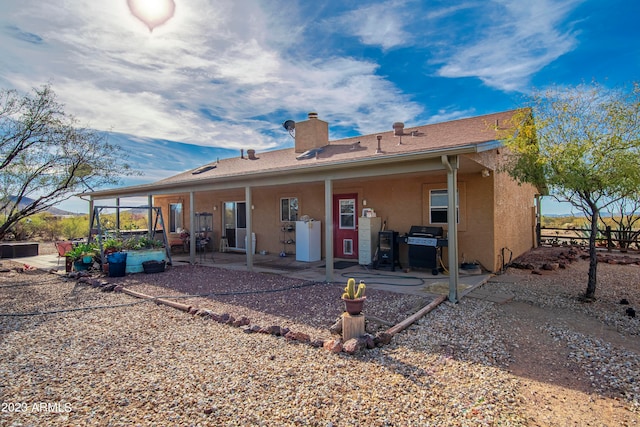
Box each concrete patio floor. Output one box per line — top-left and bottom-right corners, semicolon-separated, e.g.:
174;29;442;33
5;249;494;301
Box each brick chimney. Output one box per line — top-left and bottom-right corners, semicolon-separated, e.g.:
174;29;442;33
294;112;329;153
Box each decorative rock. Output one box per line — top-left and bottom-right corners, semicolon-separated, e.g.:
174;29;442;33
374;332;392;346
232;316;250;327
260;325;282;336
285;331;310;342
310;338;325;348
511;262;534;270
363;334;376;349
323;338;343;353
100;284;117;292
342;338;366;355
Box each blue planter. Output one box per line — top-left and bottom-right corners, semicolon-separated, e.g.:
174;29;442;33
73;260;90;271
107;252;128;277
124;249;166;274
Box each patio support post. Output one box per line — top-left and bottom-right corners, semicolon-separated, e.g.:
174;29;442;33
245;186;253;271
147;195;152;237
442;155;459;303
115;197;120;231
189;191;196;263
324;178;334;282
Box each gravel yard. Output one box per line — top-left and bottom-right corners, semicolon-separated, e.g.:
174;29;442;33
0;246;639;426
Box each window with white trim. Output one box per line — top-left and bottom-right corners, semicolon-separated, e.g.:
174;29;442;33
429;189;458;224
339;199;356;229
280;197;298;222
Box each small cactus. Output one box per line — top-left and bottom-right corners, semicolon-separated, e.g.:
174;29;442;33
342;278;365;299
355;281;366;298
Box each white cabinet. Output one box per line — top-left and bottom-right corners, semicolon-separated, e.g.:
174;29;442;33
296;221;321;262
358;217;382;265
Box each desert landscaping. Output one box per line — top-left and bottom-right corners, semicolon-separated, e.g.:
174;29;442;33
0;245;638;426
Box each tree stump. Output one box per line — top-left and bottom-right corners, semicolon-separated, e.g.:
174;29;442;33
342;313;365;341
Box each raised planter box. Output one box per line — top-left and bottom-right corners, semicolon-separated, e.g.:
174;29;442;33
124;249;166;274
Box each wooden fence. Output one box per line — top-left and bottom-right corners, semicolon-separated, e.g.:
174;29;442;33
537;225;640;250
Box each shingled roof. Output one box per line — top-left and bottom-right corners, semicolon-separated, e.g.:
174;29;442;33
155;109;520;185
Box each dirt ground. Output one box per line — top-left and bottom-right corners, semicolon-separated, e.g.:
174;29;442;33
491;246;639;426
2;243;639;425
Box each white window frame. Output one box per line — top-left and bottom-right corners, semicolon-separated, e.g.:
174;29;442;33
280;197;299;222
429;189;459;224
339;199;356;230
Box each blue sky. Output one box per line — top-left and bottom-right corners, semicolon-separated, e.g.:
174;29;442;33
1;0;638;215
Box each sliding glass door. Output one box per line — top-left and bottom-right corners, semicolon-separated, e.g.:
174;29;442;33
223;201;246;250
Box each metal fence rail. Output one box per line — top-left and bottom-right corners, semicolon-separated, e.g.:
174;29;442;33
537;225;640;250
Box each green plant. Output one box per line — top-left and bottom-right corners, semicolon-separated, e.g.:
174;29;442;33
64;242;98;261
123;235;164;250
102;237;123;252
342;277;366;300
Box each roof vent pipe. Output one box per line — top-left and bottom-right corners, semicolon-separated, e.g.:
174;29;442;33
240;149;244;159
376;135;383;154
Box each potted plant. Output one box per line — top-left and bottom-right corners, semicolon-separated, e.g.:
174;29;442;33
342;277;366;315
65;242;98;271
102;237;123;254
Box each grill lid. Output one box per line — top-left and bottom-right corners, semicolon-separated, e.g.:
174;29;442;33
408;225;443;237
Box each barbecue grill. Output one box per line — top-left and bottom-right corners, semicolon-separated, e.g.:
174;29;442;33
405;225;447;275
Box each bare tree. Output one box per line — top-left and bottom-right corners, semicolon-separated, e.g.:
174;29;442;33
0;84;140;239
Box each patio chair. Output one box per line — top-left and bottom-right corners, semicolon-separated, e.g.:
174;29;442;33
55;241;74;266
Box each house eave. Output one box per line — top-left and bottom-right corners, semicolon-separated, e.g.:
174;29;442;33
84;141;499;200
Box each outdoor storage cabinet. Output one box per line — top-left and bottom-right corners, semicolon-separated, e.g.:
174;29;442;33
358;217;382;265
295;221;321;262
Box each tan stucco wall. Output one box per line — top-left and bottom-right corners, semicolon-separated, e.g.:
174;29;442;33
492;170;538;271
153;153;537;272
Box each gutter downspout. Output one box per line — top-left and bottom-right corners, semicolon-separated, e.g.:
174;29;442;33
441;155;459;304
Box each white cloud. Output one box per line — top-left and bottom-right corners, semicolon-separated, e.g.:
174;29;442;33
430;0;584;91
333;0;412;50
1;0;424;149
1;0;586;156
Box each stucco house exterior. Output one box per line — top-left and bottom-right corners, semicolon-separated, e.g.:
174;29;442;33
86;110;540;297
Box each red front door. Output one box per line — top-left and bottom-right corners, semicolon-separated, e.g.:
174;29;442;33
333;193;358;259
